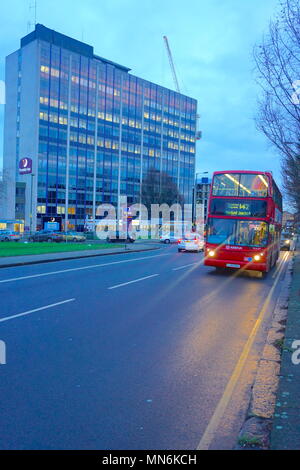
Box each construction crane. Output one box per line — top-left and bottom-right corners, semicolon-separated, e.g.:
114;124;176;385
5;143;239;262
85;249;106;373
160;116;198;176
163;36;180;93
163;35;201;140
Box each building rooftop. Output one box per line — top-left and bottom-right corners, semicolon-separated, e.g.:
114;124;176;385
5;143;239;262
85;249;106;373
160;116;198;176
21;24;131;72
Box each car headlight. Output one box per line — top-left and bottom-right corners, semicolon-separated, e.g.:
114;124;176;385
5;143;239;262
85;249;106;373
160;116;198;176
284;240;290;244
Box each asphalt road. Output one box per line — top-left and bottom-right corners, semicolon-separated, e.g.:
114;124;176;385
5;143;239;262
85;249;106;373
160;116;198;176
0;245;290;450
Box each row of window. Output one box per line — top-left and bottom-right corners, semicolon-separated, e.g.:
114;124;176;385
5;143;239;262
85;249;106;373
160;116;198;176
39;97;196;134
40;65;196;119
39;128;195;155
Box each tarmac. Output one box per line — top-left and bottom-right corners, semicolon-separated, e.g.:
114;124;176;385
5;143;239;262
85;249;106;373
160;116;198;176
1;236;299;449
270;238;300;450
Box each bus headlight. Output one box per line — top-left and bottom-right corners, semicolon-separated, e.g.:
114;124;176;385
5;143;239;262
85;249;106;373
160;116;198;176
208;250;215;257
254;254;261;261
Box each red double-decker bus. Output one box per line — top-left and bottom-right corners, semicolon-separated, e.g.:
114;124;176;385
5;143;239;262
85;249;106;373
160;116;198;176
204;171;282;277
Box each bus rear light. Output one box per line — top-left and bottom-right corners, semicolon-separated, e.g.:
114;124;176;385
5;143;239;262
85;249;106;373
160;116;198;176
254;254;261;261
208;250;215;257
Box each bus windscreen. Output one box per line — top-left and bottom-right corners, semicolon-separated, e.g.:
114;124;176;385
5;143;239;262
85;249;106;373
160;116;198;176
212;173;269;197
207;218;268;247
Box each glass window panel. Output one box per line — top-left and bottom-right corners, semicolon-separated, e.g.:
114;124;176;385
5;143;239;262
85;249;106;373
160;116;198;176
207;218;268;247
212;173;269;197
239;174;269;197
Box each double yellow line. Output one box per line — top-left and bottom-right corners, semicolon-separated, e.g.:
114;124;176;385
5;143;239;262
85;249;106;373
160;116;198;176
197;252;289;450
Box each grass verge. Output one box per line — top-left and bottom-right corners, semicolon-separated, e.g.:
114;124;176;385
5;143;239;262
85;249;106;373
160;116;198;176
0;242;124;257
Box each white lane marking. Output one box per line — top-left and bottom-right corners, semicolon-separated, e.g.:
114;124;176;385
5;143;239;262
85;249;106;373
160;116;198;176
0;253;169;284
0;298;75;323
172;262;201;271
108;274;159;290
272;251;289;279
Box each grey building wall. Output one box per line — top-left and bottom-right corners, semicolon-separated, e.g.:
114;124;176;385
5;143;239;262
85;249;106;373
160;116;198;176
17;40;40;230
3;51;18;220
3;41;40;229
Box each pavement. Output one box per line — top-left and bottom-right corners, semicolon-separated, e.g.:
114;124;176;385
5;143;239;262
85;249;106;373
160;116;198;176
0;245;290;450
0;240;162;268
270;238;300;450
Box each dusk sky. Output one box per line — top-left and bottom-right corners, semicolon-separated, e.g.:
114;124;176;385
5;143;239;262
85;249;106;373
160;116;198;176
0;0;283;187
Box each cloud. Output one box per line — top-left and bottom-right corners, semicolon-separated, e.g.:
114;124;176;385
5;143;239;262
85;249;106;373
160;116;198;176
0;0;282;189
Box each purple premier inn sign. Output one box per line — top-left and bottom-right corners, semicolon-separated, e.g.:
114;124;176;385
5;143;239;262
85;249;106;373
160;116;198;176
19;158;33;175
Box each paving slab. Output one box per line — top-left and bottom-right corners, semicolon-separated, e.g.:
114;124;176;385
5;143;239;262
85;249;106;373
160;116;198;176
270;238;300;450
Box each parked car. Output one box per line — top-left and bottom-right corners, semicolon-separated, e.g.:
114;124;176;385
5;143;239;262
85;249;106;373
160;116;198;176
160;233;181;244
107;230;136;243
0;230;22;242
61;231;87;242
29;230;63;242
280;232;293;251
178;232;204;252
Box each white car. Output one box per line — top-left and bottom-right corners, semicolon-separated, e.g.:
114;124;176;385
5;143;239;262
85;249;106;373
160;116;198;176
178;233;204;252
160;234;180;244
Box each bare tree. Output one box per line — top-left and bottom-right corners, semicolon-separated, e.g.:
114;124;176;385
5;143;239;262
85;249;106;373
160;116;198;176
254;0;300;212
141;167;184;211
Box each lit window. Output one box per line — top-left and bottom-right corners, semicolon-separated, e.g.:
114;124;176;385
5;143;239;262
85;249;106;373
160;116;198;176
40;65;49;74
57;206;65;214
37;205;46;214
49;114;58;123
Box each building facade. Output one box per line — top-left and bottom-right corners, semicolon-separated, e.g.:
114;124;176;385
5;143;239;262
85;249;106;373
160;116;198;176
3;24;197;231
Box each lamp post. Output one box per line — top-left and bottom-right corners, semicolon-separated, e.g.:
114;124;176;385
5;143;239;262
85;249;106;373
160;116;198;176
30;173;35;235
193;171;208;224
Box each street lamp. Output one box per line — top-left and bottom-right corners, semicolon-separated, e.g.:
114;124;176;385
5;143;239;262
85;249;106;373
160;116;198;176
30;173;35;234
192;171;208;223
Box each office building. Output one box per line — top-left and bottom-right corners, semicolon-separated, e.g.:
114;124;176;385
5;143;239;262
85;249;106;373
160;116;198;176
3;24;197;231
